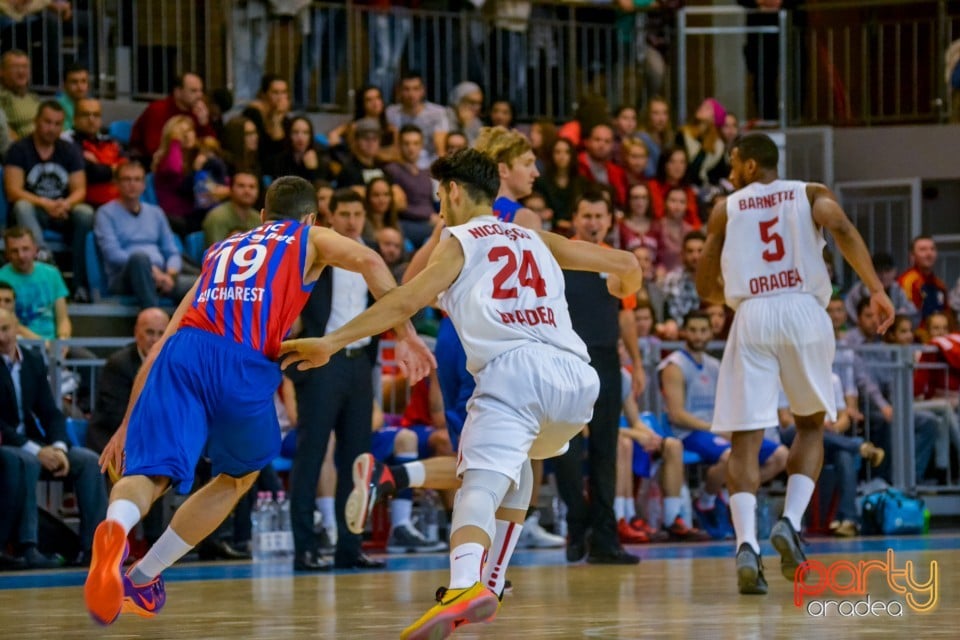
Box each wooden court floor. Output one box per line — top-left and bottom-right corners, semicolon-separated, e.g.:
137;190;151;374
2;535;958;639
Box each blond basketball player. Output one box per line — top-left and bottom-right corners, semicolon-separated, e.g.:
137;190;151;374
696;133;894;595
279;149;643;640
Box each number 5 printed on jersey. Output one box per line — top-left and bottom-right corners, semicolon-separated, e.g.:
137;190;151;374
759;217;785;262
488;246;548;299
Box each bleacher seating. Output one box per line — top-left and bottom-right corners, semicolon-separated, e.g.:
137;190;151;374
65;417;88;448
107;119;133;147
184;231;207;265
142;173;158;206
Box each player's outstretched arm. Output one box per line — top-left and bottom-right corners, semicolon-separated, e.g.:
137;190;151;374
279;236;464;374
538;231;643;298
99;280;200;475
808;184;895;333
695;200;727;305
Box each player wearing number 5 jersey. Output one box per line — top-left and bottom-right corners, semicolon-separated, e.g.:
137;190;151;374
279;149;643;640
696;133;894;595
84;176;435;626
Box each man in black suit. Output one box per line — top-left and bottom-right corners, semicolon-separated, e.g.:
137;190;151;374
0;307;107;566
288;189;385;571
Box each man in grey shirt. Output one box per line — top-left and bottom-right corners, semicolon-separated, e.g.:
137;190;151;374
385;71;448;169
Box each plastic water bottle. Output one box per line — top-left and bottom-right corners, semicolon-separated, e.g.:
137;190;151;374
275;491;293;558
251;491;272;562
645;480;664;531
756;491;772;539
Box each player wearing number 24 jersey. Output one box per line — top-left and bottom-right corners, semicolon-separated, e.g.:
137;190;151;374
85;177;434;627
279;150;643;640
695;133;894;597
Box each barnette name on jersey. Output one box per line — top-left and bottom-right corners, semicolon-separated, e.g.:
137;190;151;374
737;189;796;211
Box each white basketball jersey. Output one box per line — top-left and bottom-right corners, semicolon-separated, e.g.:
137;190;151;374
721;179;832;310
438;215;589;375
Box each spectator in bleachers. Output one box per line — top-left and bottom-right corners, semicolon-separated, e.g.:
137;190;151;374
623;182;654;241
844;252;917;326
55;62;87;131
62;97;121;208
336;117;388;189
443;130;468;156
0;49;38;140
0;306;107;566
488;97;515;130
129;72;215;161
445;81;484;145
634;246;667;331
315;180;334;227
0;279;39;339
5;99;92;298
264;115;330;184
659;312;788;539
202;170;261;247
534;137;586;234
612;104;640;149
220;116;261;180
661;230;704;328
242;74;290;174
385;124;437;248
94;161;194;308
522;191;552;230
704;303;732;341
386;70;449;168
376;226;408;283
557;93;609;149
361;175;398;248
648;146;701;228
675;98;727;188
899;235;951;328
638;96;674;179
528;119;557;173
649;187;697;274
578;123;629;210
621;137;650;189
841;297;938;483
327;85;396;161
0;228;74;342
151;115;208;236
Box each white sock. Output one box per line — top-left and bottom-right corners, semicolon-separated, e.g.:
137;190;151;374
663;497;683;525
449;542;485;589
782;474;816;531
623;497;637;521
697;493;716;511
129;527;192;585
106;499;142;535
404;461;426;488
614;496;627;521
482;520;522;596
316;497;335;528
390;498;413;529
729;492;759;554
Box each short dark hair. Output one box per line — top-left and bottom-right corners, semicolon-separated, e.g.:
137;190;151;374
37;99;64;117
0;280;14;299
856;296;873;318
263;176;318;221
3;226;36;244
665;185;688;202
731;133;779;170
114;159;146;179
430;149;499;204
911;235;934;252
330;188;364;213
399;124;423;138
683;230;706;247
683;310;711;327
63;62;87;82
400;70;424;84
573;189;612;215
872;252;896;273
258;73;285;95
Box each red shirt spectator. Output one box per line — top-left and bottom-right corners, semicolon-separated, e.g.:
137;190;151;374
64;98;122;207
129;72;215;160
898;236;951;326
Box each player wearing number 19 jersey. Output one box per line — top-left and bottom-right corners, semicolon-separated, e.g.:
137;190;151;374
696;133;894;596
84;177;434;627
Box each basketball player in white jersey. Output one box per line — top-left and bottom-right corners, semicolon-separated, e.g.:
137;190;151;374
696;133;894;595
279;149;643;639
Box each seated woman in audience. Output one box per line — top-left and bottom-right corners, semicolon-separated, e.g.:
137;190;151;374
445;82;484;145
621;137;650;189
152;116;208;236
488;97;515;129
243;74;290;173
361;176;399;248
529;119;557;174
534;137;587;235
327;84;396;162
623;182;655;240
647;186;696;273
675;98;727;188
264;115;331;184
648;146;701;228
220;115;261;180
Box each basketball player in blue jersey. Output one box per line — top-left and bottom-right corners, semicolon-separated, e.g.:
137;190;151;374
84;177;434;626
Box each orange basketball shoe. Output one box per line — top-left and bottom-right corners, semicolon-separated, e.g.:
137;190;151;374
400;582;500;640
84;520;129;625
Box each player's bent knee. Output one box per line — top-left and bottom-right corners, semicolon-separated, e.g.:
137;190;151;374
394;429;418;454
216;470;260;494
663;437;683;460
452;469;512;542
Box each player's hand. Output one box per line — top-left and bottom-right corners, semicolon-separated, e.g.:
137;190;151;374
631;365;646;396
395;334;437;385
278;338;335;371
634;426;662;453
99;423;127;477
870;290;895;334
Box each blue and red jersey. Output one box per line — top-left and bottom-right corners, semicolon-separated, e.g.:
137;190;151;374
493;196;521;223
181;220;315;360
